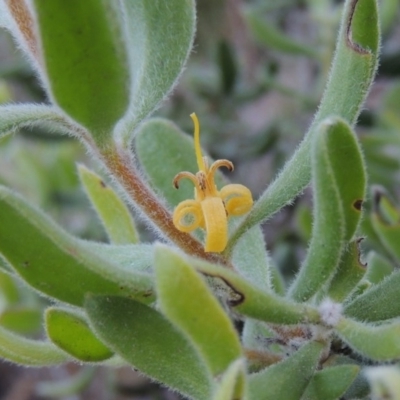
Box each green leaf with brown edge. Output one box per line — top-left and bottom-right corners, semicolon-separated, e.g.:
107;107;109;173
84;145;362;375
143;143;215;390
290;117;366;302
0;185;154;307
336;317;400;361
155;244;242;376
78;165;139;244
327;239;366;302
0;307;42;335
185;252;321;325
0;325;70;366
136;118;271;290
226;0;379;253
344;270;400;322
301;365;360;400
248;341;325;400
45;307;113;362
85;295;213;400
115;0;196;146
213;359;247;400
32;0;129;147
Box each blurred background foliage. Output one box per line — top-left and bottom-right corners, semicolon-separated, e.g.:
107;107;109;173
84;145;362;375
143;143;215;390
0;0;399;398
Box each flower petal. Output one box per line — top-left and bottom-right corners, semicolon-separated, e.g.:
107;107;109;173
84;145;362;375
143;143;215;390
200;197;228;252
173;200;204;233
219;184;253;216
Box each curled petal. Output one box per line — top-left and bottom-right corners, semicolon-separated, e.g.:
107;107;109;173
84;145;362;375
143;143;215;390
173;171;201;192
209;159;234;176
173;200;204;233
200;197;228;252
219;184;253;216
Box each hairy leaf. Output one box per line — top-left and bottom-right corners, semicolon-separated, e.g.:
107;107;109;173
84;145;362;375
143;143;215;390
85;295;213;400
32;0;130;147
227;0;379;251
155;244;242;375
78;165;139;244
0;186;154;306
46;307;113;362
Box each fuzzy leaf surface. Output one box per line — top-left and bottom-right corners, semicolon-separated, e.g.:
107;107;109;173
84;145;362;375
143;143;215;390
0;325;69;366
336;317;400;361
192;257;320;325
344;270;400;322
0;104;74;138
248;341;324;400
301;365;360;400
116;0;195;145
227;0;379;251
85;295;213;400
213;359;246;400
32;0;129;146
155;245;242;375
290;118;365;301
0;186;154;306
365;251;394;284
78;165;139;244
45;307;113;362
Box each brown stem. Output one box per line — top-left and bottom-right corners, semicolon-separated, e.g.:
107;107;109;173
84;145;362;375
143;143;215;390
101;145;230;266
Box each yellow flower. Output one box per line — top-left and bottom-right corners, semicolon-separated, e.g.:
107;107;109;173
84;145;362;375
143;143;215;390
172;113;253;253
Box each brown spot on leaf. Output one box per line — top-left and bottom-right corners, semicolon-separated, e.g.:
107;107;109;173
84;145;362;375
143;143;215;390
100;180;107;188
353;199;363;211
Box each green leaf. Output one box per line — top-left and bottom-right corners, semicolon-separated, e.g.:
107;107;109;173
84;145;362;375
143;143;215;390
115;0;196;146
227;0;379;252
85;295;213;400
0;307;42;335
0;104;74;138
45;307;113;362
290;118;366;301
248;341;324;400
32;0;129;147
78;165;139;244
0;325;69;366
301;365;360;400
190;254;321;325
365;251;394;284
344;270;400;322
336;317;400;361
0;270;19;305
327;239;366;302
155;244;242;376
244;9;318;58
213;359;246;400
136;118;271;288
0;186;154;306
